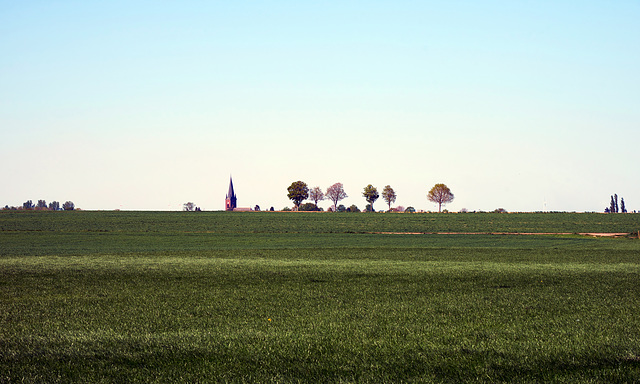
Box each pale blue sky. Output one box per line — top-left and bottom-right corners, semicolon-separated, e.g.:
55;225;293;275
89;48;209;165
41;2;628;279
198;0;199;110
1;1;638;211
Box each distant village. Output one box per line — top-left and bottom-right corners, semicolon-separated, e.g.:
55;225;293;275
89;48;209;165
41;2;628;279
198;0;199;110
2;178;632;214
176;177;635;215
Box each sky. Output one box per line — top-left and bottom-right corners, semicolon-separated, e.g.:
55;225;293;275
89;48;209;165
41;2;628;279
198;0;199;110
1;1;639;212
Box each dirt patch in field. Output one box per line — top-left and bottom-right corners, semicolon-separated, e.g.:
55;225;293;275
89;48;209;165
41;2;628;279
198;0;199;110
370;232;631;237
578;233;630;237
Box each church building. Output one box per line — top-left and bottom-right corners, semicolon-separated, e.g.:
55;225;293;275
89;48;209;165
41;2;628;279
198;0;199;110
225;177;237;211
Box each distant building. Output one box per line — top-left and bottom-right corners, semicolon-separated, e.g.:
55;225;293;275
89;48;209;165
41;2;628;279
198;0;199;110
225;177;237;211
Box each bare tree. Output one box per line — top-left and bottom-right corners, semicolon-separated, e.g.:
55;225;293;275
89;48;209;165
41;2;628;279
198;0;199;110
183;202;196;211
427;183;454;212
326;183;347;211
309;186;325;209
382;185;396;211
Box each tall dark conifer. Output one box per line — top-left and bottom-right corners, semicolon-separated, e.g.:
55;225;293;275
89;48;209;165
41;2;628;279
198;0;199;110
610;196;616;213
614;194;619;213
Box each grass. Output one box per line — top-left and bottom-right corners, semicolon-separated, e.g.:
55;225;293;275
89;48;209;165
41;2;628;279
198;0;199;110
1;211;640;382
1;210;639;234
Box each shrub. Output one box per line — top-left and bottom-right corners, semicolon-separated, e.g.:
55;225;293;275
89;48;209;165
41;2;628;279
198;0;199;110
299;203;320;211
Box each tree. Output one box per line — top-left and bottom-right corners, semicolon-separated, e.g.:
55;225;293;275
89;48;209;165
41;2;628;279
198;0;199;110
309;186;325;209
183;202;196;211
615;194;619;213
37;200;47;209
405;206;416;213
326;183;347;211
610;196;616;213
427;183;454;212
62;201;75;211
49;201;60;211
621;198;627;213
23;200;34;210
287;181;309;210
381;185;396;211
348;204;360;213
362;184;379;212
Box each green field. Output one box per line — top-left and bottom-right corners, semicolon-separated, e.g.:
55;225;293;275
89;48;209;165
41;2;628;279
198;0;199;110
1;211;640;382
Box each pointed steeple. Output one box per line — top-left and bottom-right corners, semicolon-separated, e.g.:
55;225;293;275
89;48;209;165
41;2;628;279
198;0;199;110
225;176;237;211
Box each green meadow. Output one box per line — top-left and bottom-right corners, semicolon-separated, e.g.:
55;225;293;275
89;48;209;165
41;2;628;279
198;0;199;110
1;211;640;383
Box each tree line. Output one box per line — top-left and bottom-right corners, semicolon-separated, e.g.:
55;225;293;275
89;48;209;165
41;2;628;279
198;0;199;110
286;181;454;212
605;194;627;213
2;200;76;211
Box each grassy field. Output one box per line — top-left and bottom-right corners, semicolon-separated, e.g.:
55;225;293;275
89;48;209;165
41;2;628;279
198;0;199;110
1;211;640;382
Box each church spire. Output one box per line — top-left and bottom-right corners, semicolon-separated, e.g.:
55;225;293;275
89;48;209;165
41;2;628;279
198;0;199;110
225;176;237;211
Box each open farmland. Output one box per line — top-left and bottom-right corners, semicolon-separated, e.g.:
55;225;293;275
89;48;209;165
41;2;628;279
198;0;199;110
1;211;640;382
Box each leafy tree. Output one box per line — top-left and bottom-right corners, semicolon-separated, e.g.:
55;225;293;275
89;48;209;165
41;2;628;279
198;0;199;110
183;202;196;211
405;206;416;213
49;201;60;211
37;200;47;209
62;201;75;211
348;204;360;213
287;181;309;210
309;187;325;209
427;183;454;212
362;184;379;212
336;204;346;212
326;183;347;212
23;200;34;210
254;205;261;211
381;185;396;211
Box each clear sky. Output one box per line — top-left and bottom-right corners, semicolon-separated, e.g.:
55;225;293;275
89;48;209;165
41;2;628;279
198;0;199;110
1;1;638;212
